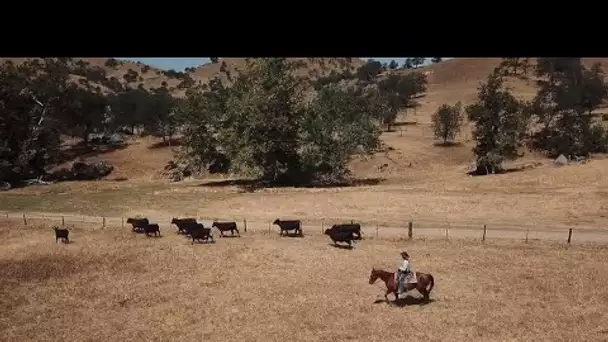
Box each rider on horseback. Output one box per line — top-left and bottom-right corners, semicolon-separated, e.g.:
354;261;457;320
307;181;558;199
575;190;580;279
396;250;413;295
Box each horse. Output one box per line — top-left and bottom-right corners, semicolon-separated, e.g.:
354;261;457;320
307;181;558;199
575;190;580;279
368;268;434;304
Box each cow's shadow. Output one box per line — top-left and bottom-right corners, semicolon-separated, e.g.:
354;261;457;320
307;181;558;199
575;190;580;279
279;232;305;238
328;243;354;250
217;234;241;238
191;240;216;244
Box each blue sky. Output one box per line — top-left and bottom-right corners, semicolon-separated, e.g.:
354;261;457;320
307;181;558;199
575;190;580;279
117;57;438;71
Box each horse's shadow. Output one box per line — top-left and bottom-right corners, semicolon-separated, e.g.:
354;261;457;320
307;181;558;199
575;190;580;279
328;243;354;250
373;295;435;307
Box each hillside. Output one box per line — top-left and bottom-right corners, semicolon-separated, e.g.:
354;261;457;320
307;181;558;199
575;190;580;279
2;57;608;229
28;57;608;181
0;57;365;97
400;58;608;123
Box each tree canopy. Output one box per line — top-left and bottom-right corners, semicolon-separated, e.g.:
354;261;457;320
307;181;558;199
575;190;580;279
176;58;383;185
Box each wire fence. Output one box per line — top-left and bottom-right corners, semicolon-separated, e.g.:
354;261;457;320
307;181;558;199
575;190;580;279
2;210;608;245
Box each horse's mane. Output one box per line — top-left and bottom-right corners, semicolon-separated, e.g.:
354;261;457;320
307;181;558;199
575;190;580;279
372;268;393;275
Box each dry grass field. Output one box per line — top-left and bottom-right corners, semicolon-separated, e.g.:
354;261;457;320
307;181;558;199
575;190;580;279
2;58;608;340
1;222;608;342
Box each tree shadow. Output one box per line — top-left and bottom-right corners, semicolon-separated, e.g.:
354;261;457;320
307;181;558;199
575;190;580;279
55;142;128;166
467;166;526;177
392;121;418;127
433;141;463;148
108;177;129;182
328;243;354;250
148;138;182;149
198;177;385;193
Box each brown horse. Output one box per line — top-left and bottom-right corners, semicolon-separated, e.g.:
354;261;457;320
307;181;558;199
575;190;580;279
368;268;435;304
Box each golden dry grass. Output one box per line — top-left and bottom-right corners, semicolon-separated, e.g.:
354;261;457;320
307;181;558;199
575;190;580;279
1;221;608;342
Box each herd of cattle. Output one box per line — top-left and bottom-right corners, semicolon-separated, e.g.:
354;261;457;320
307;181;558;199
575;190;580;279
52;217;365;247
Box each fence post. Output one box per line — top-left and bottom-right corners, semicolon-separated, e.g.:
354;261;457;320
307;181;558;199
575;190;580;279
62;216;65;227
525;229;529;243
268;221;271;235
408;221;413;239
376;224;379;238
243;219;247;233
102;216;106;228
22;214;27;226
445;226;449;239
482;224;487;243
121;217;124;229
567;228;573;245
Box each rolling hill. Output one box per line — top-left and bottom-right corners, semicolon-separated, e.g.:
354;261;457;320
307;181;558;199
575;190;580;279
2;57;608;229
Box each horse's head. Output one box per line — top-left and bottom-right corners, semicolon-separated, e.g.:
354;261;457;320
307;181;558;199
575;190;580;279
369;268;380;285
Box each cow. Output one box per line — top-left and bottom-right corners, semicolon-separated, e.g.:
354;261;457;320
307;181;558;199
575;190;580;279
273;219;303;236
126;217;149;233
324;229;356;248
171;217;198;235
190;224;214;244
212;221;240;237
328;223;362;240
143;223;161;237
53;226;69;243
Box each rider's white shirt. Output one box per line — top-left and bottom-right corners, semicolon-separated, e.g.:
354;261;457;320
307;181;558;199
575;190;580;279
398;259;411;273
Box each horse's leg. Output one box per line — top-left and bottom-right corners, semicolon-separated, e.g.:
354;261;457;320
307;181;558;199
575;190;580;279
416;282;428;301
385;290;392;304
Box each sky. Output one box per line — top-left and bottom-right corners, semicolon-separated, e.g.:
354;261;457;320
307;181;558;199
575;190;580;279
117;57;434;71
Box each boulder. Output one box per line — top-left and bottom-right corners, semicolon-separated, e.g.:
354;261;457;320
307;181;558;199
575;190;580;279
554;154;568;166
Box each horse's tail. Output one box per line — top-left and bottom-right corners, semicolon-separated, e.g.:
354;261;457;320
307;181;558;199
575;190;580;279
426;274;435;294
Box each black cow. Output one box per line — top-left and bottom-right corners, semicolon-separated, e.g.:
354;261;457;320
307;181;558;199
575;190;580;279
53;226;69;243
329;223;362;240
273;219;303;236
143;223;161;237
190;224;214;244
212;221;240;237
126;217;149;233
171;217;198;235
324;229;356;247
